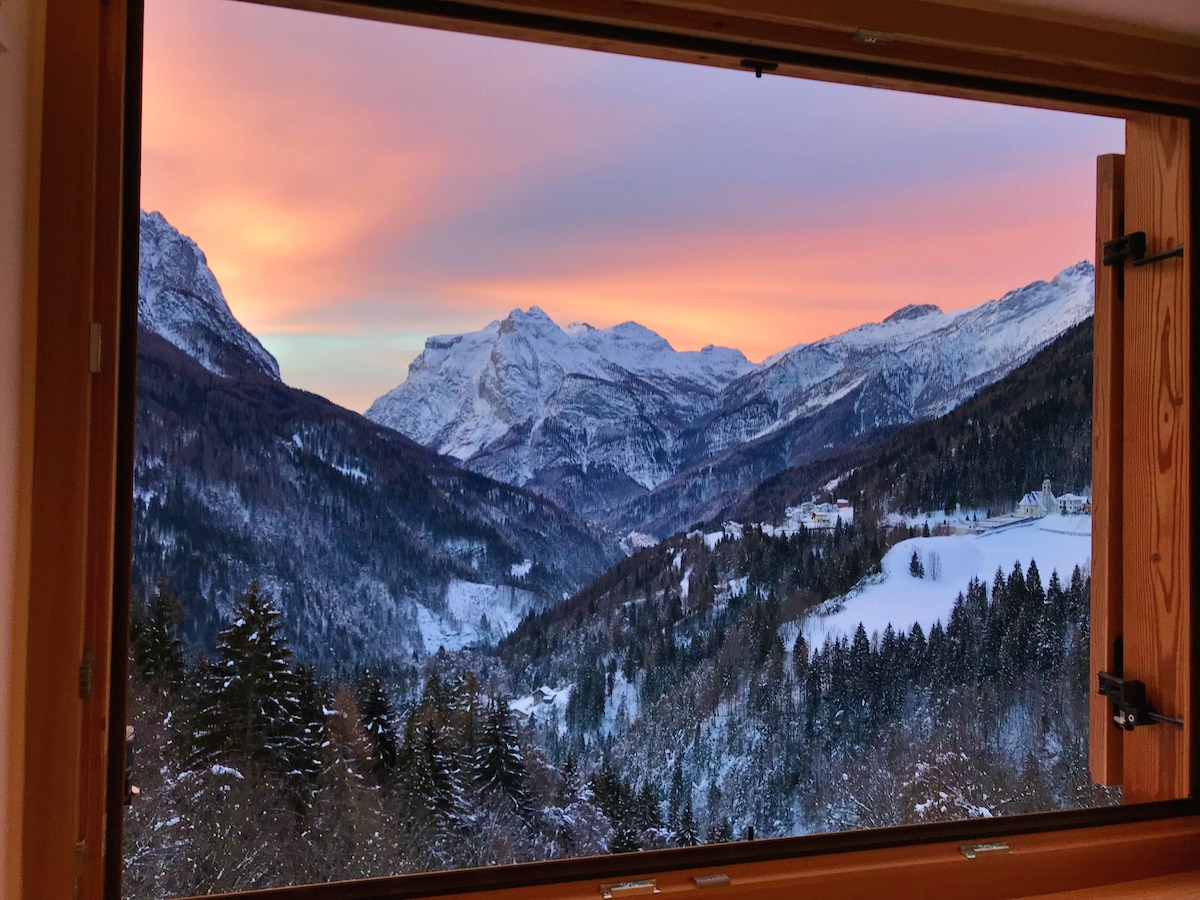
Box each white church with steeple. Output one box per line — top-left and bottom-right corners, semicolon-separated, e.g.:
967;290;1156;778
1017;478;1089;518
1018;478;1056;517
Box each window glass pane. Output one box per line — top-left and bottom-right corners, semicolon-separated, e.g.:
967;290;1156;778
124;0;1125;894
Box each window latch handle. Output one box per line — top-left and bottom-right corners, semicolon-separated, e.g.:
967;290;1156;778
1097;672;1184;731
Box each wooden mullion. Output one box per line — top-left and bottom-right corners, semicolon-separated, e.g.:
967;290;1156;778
1091;153;1124;788
79;0;131;899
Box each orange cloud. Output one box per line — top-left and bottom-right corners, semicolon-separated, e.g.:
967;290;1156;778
439;170;1096;362
142;0;617;336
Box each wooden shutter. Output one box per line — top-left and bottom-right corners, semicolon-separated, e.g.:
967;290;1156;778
1091;117;1192;801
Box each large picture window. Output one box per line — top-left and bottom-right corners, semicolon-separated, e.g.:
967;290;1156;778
16;1;1195;900
115;1;1165;896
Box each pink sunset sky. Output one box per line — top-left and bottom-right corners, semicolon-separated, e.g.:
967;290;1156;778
142;0;1124;412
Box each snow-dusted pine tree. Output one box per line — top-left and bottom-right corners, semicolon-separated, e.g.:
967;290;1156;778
131;579;185;690
473;696;530;812
190;580;303;772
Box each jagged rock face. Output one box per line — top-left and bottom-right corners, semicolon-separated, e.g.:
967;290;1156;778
138;210;280;380
366;308;754;512
368;262;1094;535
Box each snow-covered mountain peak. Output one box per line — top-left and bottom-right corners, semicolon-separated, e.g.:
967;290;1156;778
138;210;280;381
366;307;754;484
883;303;942;324
499;305;560;334
1055;259;1095;283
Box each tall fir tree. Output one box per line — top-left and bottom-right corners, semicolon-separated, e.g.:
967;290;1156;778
190;580;302;773
131;579;186;690
356;670;400;776
473;696;530;812
675;796;699;846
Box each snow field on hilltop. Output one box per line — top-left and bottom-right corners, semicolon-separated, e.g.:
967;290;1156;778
801;516;1093;650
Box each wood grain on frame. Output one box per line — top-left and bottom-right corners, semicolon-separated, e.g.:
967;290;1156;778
20;1;1199;898
1090;153;1124;788
1121;116;1191;804
24;0;102;897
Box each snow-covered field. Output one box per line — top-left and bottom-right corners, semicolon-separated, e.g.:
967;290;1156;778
801;516;1092;648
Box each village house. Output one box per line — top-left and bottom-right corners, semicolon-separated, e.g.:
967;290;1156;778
1057;493;1089;515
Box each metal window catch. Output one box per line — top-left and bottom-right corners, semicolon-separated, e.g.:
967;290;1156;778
599;880;659;898
1097;672;1184;731
1101;231;1185;299
739;59;778;78
961;842;1010;859
1103;231;1186;269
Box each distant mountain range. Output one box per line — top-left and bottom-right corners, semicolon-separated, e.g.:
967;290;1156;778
366;261;1094;537
133;208;1093;667
134;211;620;666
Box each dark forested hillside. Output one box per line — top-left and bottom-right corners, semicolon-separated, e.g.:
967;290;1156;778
491;514;1110;843
133;329;621;666
724;317;1093;525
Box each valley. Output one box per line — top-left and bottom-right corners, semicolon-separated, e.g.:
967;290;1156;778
124;209;1107;896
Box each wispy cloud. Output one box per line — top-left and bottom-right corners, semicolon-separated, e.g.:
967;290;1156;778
143;0;1123;410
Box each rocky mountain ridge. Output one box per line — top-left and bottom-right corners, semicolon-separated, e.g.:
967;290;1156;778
367;262;1095;536
139;210;281;381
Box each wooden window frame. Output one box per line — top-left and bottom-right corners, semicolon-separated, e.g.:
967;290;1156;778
20;1;1199;899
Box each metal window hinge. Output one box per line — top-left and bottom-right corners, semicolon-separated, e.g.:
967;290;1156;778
89;323;102;374
78;648;95;700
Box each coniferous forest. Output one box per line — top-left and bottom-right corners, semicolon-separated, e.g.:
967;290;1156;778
124;537;1113;896
125;276;1108;894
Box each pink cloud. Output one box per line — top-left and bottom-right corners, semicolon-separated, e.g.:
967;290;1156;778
437;170;1097;361
142;0;1120;405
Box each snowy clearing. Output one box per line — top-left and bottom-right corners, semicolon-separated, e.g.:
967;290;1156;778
414;579;539;653
802;516;1092;648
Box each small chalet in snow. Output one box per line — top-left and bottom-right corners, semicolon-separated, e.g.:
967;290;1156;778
1057;493;1089;516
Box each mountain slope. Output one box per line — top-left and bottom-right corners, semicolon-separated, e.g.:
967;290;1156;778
134;213;621;667
494;317;1101;842
139;210;281;380
723;315;1094;526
